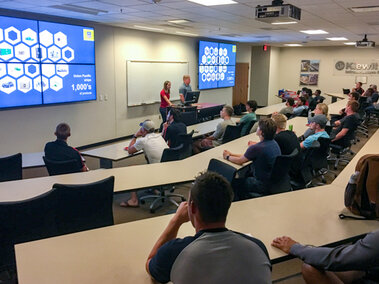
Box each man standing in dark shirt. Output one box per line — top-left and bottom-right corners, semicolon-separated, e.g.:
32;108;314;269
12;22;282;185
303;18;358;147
162;108;187;148
223;118;281;199
44;123;88;172
331;101;360;147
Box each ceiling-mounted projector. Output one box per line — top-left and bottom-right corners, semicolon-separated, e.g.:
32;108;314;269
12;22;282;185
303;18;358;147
255;0;301;24
356;34;375;48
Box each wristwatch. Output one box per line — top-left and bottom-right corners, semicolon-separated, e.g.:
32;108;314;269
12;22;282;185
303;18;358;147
132;135;137;139
226;155;230;161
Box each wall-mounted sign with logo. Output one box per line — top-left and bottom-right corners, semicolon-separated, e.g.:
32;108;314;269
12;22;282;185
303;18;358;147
334;59;379;76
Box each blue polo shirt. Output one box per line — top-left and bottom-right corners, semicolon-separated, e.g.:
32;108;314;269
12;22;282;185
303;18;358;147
303;131;329;148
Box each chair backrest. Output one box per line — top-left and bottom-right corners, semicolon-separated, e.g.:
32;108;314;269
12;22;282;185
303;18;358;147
180;111;198;126
0;190;57;268
222;125;241;144
311;137;331;170
161;144;186;162
268;148;298;194
0;153;22;182
52;176;115;235
207;158;237;185
43;156;82;176
177;130;194;158
300;108;309;117
343;88;350;95
240;120;256;136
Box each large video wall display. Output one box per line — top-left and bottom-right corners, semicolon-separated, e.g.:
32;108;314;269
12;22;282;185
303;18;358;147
198;40;236;90
0;15;96;109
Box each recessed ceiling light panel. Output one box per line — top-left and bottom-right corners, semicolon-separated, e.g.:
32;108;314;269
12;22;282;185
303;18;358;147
188;0;237;6
134;25;164;32
271;21;298;25
284;43;303;46
350;6;379;13
343;42;356;45
327;37;348;41
300;30;328;35
168;19;190;24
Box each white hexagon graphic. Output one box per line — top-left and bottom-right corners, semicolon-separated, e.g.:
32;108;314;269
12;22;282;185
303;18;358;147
39;30;53;47
31;45;47;61
199;66;204;73
209;66;214;73
211;73;215;81
0;28;3;42
201;73;206;82
41;64;55;78
225;56;229;65
54;32;67;48
216;73;220;80
221;73;225;80
214;48;218;56
219;66;223;72
33;76;49;92
211;56;216;64
62;46;74;62
206;73;211;81
223;66;227;72
0;63;6;78
49;75;63;91
8;63;23;78
56;64;69;78
4;27;21;45
220;56;225;64
17;76;32;93
47;45;61;62
201;55;206;64
0;76;16;94
22;28;37;46
14;43;30;61
25;64;40;78
223;48;228;56
204;46;209;55
204;66;209;73
206;56;211;65
0;42;14;61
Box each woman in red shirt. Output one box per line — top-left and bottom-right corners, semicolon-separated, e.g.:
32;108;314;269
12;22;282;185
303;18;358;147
160;80;173;123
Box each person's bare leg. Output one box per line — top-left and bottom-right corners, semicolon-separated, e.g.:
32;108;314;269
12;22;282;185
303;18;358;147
302;263;343;284
120;192;139;207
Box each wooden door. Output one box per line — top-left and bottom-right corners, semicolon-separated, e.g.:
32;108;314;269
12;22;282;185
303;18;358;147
232;63;249;106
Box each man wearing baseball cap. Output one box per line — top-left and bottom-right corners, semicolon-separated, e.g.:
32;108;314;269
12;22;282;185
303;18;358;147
121;119;168;208
300;115;329;149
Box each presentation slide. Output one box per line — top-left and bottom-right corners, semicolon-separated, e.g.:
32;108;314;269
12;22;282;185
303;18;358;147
39;21;95;64
42;64;96;104
0;15;96;109
198;40;236;90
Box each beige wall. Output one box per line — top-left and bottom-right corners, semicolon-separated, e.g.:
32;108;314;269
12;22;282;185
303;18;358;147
0;13;251;156
278;46;379;94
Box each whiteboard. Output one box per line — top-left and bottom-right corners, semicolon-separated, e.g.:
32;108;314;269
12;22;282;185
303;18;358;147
126;60;189;106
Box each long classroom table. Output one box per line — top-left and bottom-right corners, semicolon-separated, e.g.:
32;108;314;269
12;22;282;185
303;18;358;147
0;117;309;203
255;102;285;116
328;98;348;116
80;117;238;168
325;92;348;103
15;183;379;284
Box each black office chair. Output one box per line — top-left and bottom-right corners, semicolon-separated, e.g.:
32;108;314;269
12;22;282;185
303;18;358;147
329;138;354;170
343;88;350;95
222;125;241;144
310;137;335;184
240;120;256;136
181;111;198;126
177;130;194;158
265;148;299;195
43;156;82;176
52;176;115;235
0;153;22;182
299;108;309;117
140;147;186;213
0;190;57;271
207;158;237;186
284;113;292;119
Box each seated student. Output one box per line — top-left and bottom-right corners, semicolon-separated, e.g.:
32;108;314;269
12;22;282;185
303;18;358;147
303;103;329;139
331;92;360;124
331;101;360;148
44;123;88;172
121;120;168;208
272;230;379;284
146;172;272;284
303;88;313;106
309;89;325;111
271;113;302;179
236;100;257;136
223;118;281;199
293;97;308;117
279;97;295;116
193;105;235;154
300;115;329;149
162;108;187;148
352;81;364;95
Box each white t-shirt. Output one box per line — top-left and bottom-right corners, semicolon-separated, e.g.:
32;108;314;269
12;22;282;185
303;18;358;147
133;133;168;164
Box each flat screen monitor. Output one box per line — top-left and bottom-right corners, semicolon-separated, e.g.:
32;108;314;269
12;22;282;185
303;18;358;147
198;40;236;90
0;15;96;109
184;91;200;105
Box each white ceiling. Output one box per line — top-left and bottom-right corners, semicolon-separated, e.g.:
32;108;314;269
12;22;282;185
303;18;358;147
1;0;379;46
